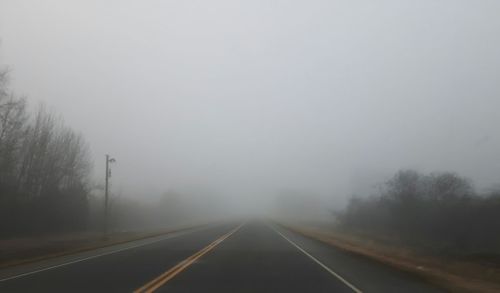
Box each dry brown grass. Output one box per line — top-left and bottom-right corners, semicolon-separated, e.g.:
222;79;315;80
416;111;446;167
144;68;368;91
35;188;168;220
0;225;200;269
285;224;500;293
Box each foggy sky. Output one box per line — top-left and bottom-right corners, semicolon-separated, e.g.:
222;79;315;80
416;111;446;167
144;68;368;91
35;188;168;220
1;0;500;211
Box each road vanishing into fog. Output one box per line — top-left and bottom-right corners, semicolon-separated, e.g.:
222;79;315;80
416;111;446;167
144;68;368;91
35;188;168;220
0;221;442;293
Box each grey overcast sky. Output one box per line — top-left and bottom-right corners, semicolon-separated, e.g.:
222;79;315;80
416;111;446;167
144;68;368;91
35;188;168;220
1;0;500;210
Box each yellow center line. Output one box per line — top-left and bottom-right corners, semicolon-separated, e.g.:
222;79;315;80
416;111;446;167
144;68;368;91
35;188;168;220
134;223;244;293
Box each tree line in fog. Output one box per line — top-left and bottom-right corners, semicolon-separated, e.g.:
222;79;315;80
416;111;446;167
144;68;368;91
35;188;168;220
338;170;500;255
0;67;92;236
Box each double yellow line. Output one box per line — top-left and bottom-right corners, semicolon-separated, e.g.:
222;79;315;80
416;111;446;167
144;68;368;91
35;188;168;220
134;224;243;293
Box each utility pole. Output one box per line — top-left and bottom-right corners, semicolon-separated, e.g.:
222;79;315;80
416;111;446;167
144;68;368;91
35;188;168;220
104;154;115;236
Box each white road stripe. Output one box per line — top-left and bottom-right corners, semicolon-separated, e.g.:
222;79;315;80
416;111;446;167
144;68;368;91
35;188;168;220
0;226;209;283
269;224;363;293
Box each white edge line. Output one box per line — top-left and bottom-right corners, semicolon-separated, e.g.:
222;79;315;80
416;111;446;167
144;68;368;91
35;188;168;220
0;226;208;283
269;224;363;293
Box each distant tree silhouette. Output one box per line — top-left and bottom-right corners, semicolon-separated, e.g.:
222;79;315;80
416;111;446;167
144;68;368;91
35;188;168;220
339;169;500;254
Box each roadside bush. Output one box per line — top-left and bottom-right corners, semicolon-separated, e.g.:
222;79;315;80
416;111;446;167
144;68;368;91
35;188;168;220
339;170;500;254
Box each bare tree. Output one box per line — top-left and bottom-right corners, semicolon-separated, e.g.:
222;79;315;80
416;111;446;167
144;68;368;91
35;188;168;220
0;66;93;236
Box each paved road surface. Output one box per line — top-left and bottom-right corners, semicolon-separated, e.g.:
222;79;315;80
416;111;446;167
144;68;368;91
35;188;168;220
0;221;442;292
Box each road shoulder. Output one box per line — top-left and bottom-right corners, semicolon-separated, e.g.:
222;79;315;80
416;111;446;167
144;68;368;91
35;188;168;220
281;223;500;293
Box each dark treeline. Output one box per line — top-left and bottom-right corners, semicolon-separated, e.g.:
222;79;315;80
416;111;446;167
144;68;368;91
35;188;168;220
0;67;92;237
339;170;500;255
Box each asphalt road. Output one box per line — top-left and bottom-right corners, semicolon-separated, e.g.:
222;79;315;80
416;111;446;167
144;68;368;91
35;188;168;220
0;221;442;292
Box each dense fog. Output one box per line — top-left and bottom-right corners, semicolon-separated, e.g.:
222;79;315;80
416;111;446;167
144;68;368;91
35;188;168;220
1;0;500;230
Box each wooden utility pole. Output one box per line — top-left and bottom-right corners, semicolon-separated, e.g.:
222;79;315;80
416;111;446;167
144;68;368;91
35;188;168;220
104;154;115;235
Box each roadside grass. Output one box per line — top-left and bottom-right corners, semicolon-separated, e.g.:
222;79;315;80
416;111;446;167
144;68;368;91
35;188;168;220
283;224;500;293
0;225;201;269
